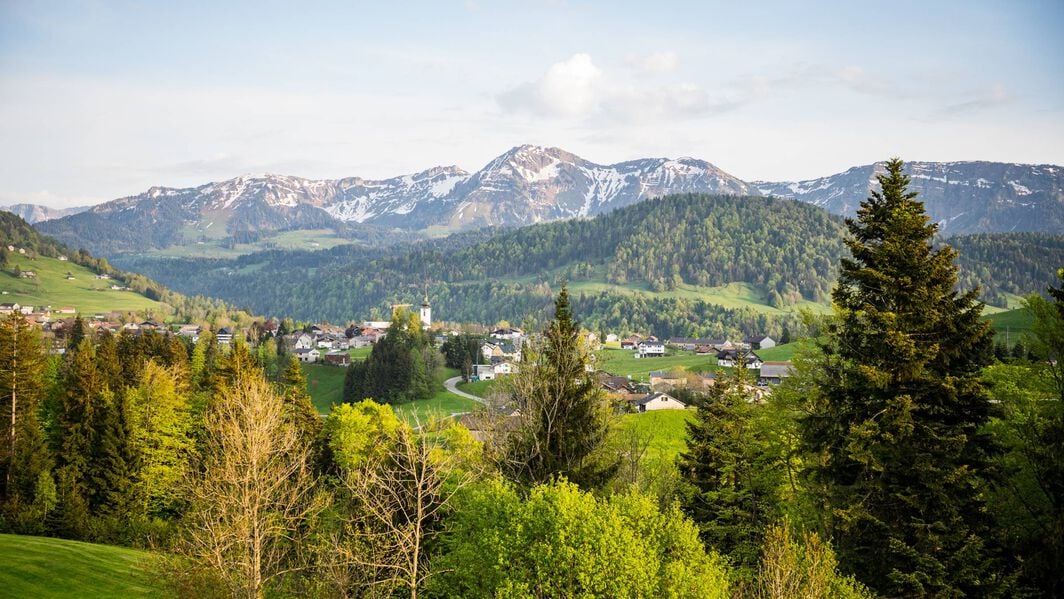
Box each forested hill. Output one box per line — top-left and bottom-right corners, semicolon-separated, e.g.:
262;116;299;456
111;194;1064;337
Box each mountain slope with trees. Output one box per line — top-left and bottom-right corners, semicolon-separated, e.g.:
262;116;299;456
113;193;1064;337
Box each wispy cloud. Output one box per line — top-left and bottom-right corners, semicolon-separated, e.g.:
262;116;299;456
933;84;1011;117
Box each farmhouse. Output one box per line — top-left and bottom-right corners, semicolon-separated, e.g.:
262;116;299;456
759;361;795;385
0;303;20;315
323;351;351;366
716;348;764;369
216;327;234;346
743;335;777;350
294;348;321;363
630;392;687;413
636;340;665;358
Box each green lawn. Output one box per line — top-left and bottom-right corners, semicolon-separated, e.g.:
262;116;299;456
457;378;497;398
0;534;169;598
614;409;695;462
599;348;718;380
0;255;167;314
756;341;805;362
303;363;348;414
146;228;352;259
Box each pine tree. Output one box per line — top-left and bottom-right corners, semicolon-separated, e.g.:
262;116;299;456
91;389;138;516
679;367;782;573
55;338;102;536
0;313;49;504
66;315;86;351
799;159;999;595
280;356;322;446
498;286;616;489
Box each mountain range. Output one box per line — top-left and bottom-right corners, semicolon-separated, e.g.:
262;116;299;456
24;145;1064;255
1;203;89;224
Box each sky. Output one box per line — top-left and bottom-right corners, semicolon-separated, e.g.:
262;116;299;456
1;0;1062;208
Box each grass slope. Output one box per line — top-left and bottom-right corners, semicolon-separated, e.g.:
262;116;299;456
0;534;168;598
456;378;497;398
615;410;695;462
0;255;165;314
983;307;1035;343
599;348;718;380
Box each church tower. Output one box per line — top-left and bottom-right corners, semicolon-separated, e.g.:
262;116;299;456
420;296;432;328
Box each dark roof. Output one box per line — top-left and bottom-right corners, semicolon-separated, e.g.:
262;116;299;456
217;327;233;335
717;348;763;362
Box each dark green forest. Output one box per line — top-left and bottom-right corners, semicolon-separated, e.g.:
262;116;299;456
112;194;1064;336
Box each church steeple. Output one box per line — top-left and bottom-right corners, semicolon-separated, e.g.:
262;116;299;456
419;296;431;328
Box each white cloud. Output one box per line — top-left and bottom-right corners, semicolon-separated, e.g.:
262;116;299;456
499;53;603;117
625;51;678;74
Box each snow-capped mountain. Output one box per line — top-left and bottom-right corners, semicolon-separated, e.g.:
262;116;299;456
753;161;1063;234
1;203;89;224
34;146;1064;256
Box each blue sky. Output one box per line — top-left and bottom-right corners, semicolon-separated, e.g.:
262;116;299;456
1;0;1062;207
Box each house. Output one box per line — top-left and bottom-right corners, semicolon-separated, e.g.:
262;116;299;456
294;348;321;363
636;340;665;358
475;364;497;381
716;348;764;369
630;392;687;413
55;307;77;315
492;361;514;376
292;333;314;350
667;337;717;351
649;370;687;389
216;327;234;346
600;375;636;394
605;333;619;343
65;272;75;280
620;336;642;350
58;255;68;261
323;351;351;367
759;361;795;385
19;305;34;315
18;270;36;278
0;303;20;315
490;327;524;341
743;335;777;350
176;324;202;342
95;273;110;280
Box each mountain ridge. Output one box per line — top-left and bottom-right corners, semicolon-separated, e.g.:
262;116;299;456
33;145;1064;255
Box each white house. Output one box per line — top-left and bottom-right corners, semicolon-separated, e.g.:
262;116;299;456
743;335;777;350
493;362;515;376
716;349;764;369
294;333;314;350
475;364;496;380
294;348;321;363
0;303;21;315
631;392;687;413
636;340;665;358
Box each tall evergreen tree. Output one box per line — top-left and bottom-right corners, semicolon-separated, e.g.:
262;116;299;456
54;338;102;537
799;159;1000;595
0;313;49;504
66;315;86;352
280;356;323;446
679;367;783;573
497;286;616;489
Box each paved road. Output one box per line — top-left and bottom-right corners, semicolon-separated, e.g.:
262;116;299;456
444;376;486;404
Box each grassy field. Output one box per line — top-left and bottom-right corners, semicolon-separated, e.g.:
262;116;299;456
614;409;695;462
0;255;166;314
304;362;481;422
456;378;497;398
756;341;805;362
146;228;352;259
983;307;1035;343
0;534;168;598
598;348;718;380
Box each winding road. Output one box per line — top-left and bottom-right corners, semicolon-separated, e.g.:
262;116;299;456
444;376;486;405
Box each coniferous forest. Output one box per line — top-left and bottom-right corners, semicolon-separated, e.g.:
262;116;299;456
1;162;1063;597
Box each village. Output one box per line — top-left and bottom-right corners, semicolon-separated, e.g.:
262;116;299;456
1;292;795;415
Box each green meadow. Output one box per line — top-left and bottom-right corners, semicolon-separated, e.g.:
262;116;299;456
0;254;166;314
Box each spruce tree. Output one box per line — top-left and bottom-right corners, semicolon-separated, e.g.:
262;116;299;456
499;286;615;489
679;367;782;573
55;338;102;537
280;356;322;445
799;159;999;595
0;313;49;504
